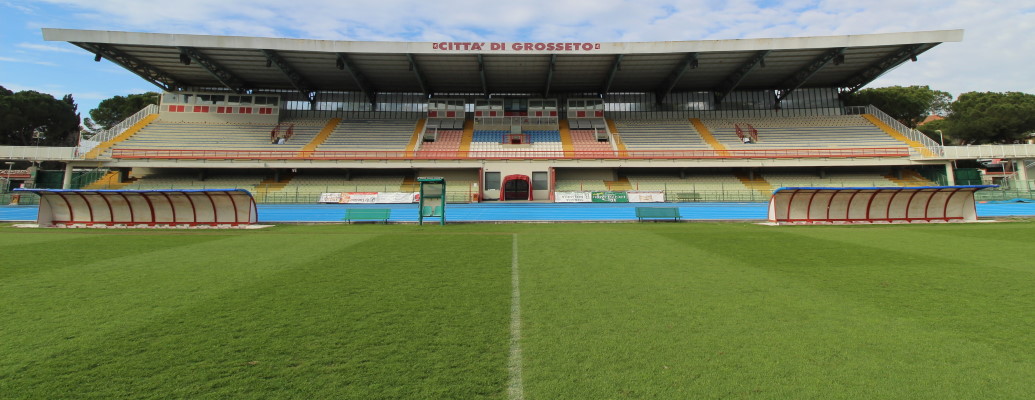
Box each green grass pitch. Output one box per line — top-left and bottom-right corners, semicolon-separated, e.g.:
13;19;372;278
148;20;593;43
2;222;1034;399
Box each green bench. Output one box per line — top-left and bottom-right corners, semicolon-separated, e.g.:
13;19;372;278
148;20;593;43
674;192;701;202
635;207;681;222
343;208;391;224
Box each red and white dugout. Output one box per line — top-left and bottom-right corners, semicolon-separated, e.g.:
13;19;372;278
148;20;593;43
767;185;996;224
14;189;258;227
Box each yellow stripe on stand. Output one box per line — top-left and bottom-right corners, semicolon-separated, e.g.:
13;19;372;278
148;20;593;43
301;118;341;156
84;114;158;159
82;171;135;189
559;119;574;157
861;114;935;157
690;118;728;156
734;171;774;197
605;118;628;157
406;118;426;156
459;119;475;154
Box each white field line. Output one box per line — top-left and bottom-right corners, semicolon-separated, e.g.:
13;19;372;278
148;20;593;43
508;233;525;400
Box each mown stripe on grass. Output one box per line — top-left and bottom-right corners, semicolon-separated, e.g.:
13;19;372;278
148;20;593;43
0;233;379;385
682;227;1035;351
779;224;1035;273
519;226;1035;399
509;233;524;400
1;233;512;399
0;234;229;280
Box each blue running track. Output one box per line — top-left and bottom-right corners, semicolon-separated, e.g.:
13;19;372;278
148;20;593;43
4;202;1035;223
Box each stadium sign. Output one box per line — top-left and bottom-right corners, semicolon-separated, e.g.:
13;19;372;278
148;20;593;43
318;192;419;204
432;42;602;52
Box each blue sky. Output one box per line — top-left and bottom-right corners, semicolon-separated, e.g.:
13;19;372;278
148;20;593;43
2;0;1033;117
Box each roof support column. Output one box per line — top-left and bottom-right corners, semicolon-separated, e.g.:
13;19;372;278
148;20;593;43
600;54;624;96
62;163;73;189
477;54;489;97
261;49;316;103
840;44;925;95
655;52;698;104
544;54;557;97
178;46;249;93
406;53;431;97
713;50;770;105
336;53;378;110
775;47;845;105
73;42;184;91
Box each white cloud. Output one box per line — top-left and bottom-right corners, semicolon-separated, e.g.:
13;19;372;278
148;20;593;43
17;43;79;53
1;1;36;14
0;56;57;66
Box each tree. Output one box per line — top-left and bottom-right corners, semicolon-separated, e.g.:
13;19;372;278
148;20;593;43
945;91;1035;144
0;86;81;147
917;118;954;145
87;92;159;131
844;85;952;128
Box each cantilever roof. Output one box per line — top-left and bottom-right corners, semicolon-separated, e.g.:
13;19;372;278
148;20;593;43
42;28;962;98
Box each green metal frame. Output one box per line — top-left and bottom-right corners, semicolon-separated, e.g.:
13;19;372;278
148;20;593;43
418;177;446;225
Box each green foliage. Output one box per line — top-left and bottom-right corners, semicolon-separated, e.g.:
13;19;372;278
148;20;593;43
844;85;952;128
87;92;159;131
917;118;953;144
946;91;1035;144
3;223;1035;398
0;85;81;146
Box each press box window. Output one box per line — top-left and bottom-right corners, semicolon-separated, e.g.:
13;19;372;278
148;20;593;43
484;172;501;190
531;172;548;190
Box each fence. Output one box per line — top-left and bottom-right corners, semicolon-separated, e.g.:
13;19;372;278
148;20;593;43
111;147;913;160
8;187;1032;205
0;146;77;161
0;193;40;205
845;105;941;154
930;144;1035;159
77;104;159;156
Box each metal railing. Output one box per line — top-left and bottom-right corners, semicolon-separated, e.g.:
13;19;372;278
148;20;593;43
928;144;1035;159
78;104;159;157
845;105;941;154
0;193;40;205
112;147;913;161
0;146;77;160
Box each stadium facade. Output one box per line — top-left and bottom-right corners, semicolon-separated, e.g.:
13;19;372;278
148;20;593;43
25;28;987;203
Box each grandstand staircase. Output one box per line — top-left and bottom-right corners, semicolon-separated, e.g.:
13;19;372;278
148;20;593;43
559;119;575;157
690;118;728;155
734;172;775;196
302;118;341;155
458;119;476;154
605;177;633;191
82;171;138;190
255;173;294;192
885;170;936;187
605;119;628;156
406;119;426;156
861;114;936;157
84;114;159;159
400;177;418;192
253;173;295;202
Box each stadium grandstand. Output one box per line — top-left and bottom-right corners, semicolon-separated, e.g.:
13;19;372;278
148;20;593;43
12;27;1028;205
